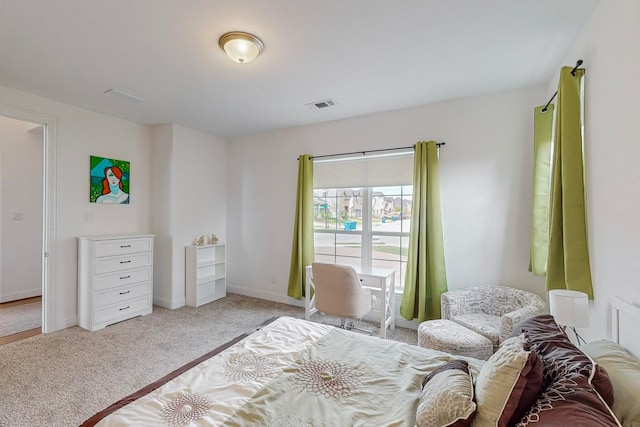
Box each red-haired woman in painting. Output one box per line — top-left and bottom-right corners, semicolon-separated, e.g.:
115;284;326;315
96;166;129;204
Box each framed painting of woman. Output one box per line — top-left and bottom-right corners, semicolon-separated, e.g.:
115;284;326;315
89;156;130;204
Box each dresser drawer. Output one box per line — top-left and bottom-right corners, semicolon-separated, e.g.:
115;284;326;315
93;267;152;291
94;296;151;326
94;253;152;275
94;281;150;309
95;237;153;258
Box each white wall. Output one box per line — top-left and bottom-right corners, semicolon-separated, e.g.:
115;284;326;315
0;84;152;330
151;124;227;309
227;84;547;310
151;124;174;308
552;0;640;341
0;117;42;302
0;84;227;330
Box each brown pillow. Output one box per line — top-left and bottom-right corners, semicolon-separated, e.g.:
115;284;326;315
508;334;545;425
510;314;614;406
473;334;544;427
514;370;620;426
416;360;476;427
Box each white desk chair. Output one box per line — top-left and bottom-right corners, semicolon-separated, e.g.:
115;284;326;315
311;262;377;335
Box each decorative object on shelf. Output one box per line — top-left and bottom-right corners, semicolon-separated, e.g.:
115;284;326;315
548;289;589;345
208;234;218;245
89;155;130;204
195;235;205;246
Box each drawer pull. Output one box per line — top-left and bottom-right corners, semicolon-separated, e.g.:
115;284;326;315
119;306;130;311
120;260;131;264
120;275;131;280
120;245;132;248
119;290;130;295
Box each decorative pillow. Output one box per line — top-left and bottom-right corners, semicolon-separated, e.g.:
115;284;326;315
416;360;476;427
582;339;640;427
514;370;620;426
473;334;544;427
510;314;614;406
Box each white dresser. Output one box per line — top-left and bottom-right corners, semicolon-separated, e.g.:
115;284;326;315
185;243;226;307
78;234;154;331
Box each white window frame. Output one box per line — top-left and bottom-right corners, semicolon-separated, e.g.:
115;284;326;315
313;186;410;289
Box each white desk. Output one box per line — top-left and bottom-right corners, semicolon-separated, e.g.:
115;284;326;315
304;265;396;339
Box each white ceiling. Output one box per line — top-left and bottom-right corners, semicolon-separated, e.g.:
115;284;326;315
0;0;599;138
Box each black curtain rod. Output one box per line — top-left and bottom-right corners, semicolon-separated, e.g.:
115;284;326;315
541;59;584;113
300;142;445;161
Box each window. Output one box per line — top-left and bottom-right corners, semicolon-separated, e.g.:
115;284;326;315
313;185;412;288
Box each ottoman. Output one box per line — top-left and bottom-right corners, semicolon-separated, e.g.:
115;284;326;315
417;319;493;360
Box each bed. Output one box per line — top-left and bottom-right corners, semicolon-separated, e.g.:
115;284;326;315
82;299;640;427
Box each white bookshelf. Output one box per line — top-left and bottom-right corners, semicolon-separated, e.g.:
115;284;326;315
185;243;226;307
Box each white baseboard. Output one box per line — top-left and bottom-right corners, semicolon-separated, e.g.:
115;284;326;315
227;284;304;308
228;283;418;330
153;295;185;309
0;288;41;303
56;315;77;331
392;317;420;330
362;310;419;330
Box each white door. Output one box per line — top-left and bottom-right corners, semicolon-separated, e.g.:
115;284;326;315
0;106;56;333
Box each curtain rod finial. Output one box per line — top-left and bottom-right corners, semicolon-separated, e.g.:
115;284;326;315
570;59;584;76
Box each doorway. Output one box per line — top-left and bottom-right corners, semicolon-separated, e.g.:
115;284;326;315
0;104;56;337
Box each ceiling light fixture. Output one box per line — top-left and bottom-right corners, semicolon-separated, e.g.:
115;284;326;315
218;31;264;64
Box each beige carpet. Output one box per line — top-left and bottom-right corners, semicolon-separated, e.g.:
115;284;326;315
0;293;416;427
0;302;41;337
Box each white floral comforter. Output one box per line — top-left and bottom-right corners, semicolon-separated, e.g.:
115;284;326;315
85;317;483;427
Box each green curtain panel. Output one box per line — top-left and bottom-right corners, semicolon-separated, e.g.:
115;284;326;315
529;104;554;275
546;67;594;298
287;155;314;300
400;141;447;322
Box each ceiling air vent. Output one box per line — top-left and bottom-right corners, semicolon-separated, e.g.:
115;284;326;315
306;99;337;110
103;89;144;103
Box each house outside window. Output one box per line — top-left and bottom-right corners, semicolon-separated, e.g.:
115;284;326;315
313;185;412;289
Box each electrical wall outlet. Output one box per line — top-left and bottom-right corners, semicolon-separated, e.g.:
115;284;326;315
270;274;277;284
11;212;24;221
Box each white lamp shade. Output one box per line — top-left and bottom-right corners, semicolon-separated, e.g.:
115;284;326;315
548;289;589;328
219;32;264;64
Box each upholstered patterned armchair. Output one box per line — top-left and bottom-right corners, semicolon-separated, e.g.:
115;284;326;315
441;285;545;350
